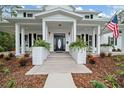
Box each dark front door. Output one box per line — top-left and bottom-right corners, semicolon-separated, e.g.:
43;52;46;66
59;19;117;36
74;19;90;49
54;33;65;51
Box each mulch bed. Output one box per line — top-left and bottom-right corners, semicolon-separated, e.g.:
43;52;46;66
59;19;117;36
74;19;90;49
0;57;47;88
72;56;123;88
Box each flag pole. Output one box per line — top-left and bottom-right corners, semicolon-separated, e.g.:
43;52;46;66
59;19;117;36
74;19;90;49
100;10;120;36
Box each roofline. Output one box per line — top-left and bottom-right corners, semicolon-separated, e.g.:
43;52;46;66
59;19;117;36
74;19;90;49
35;8;83;18
75;10;100;14
16;9;43;11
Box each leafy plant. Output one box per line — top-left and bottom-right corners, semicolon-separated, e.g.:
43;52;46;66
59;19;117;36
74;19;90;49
115;63;124;67
34;38;50;50
69;38;87;50
108;53;112;57
24;53;30;57
6;79;16;88
90;80;107;88
4;55;11;61
118;71;124;76
19;57;27;67
0;54;4;59
100;52;106;58
8;53;15;58
2;67;10;75
0;46;4;52
0;61;5;67
105;74;119;88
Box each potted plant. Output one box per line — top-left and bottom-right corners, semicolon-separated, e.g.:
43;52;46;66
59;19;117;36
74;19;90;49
32;38;50;65
69;39;87;64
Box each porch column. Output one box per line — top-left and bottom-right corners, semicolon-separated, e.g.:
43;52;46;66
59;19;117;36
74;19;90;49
21;27;25;54
42;20;46;41
45;23;48;41
32;33;34;46
73;20;76;42
97;25;101;54
92;28;96;53
121;31;124;52
71;23;74;42
15;24;20;56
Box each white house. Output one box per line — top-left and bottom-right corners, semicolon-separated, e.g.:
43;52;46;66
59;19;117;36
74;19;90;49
0;5;124;56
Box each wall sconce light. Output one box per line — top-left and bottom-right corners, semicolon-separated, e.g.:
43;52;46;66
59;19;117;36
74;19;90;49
48;32;50;36
68;32;70;36
58;24;62;26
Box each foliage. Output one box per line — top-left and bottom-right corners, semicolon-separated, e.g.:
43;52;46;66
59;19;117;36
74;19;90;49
113;55;124;62
105;74;119;88
87;54;96;64
0;54;4;59
115;63;124;67
0;32;15;51
69;38;87;50
19;57;27;67
6;79;16;88
90;80;107;88
118;71;124;76
101;44;112;47
0;61;5;67
34;38;50;50
2;67;10;75
0;46;5;52
8;53;15;58
100;52;106;58
117;48;121;52
4;55;11;61
24;53;30;57
108;53;112;57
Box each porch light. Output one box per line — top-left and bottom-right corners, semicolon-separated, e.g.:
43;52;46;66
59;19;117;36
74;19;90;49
58;24;62;26
48;32;50;36
68;32;70;36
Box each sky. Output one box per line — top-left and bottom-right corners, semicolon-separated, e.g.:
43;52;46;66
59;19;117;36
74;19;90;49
23;5;124;18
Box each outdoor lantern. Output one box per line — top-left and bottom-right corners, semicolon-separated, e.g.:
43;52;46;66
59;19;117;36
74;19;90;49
68;32;70;36
48;32;50;36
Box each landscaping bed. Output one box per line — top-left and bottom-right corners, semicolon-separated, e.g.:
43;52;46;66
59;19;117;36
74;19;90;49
0;54;47;88
72;55;124;88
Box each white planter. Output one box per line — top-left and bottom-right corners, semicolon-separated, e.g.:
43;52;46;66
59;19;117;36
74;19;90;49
69;48;86;64
32;47;49;65
101;46;112;52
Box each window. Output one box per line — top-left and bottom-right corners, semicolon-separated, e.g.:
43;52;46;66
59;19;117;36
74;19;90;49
82;34;84;41
86;34;89;45
85;15;90;19
23;12;26;17
89;35;92;46
90;14;93;19
95;34;97;47
27;13;33;17
115;38;117;45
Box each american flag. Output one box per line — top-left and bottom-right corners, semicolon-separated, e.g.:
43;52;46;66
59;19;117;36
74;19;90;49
107;14;119;38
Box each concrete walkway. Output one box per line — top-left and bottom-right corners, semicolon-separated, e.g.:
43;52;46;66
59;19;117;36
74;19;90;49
44;73;76;88
26;52;92;88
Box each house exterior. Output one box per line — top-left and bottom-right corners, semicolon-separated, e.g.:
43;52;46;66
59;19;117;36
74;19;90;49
0;5;124;56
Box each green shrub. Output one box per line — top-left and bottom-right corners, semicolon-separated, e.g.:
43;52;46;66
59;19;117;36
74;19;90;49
108;53;112;57
100;52;106;58
116;63;124;67
0;54;4;59
19;57;27;67
69;39;87;50
118;71;124;76
8;53;15;58
0;46;4;52
6;79;16;88
0;61;5;67
105;75;119;88
90;80;107;88
34;38;50;50
2;67;10;75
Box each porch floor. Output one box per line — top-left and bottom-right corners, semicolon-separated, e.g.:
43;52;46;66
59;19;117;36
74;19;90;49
26;52;92;75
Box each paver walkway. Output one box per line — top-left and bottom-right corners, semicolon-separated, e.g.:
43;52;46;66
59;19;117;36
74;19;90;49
26;52;92;88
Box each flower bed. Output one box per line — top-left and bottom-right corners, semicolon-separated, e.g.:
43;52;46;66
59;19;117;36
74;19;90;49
72;56;124;88
0;55;47;88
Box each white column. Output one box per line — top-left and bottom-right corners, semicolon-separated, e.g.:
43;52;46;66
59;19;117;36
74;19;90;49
71;23;74;42
15;24;20;56
21;27;25;54
121;31;124;52
42;20;46;40
92;28;96;53
97;25;101;54
73;21;77;42
32;33;34;46
46;23;48;41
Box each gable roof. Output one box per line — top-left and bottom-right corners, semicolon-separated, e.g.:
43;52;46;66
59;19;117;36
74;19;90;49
35;8;83;19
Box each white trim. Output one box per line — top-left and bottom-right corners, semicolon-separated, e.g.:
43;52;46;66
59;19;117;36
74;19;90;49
21;27;25;54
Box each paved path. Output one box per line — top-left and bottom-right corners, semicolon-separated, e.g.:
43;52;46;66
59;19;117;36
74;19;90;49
26;52;92;88
44;73;76;88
